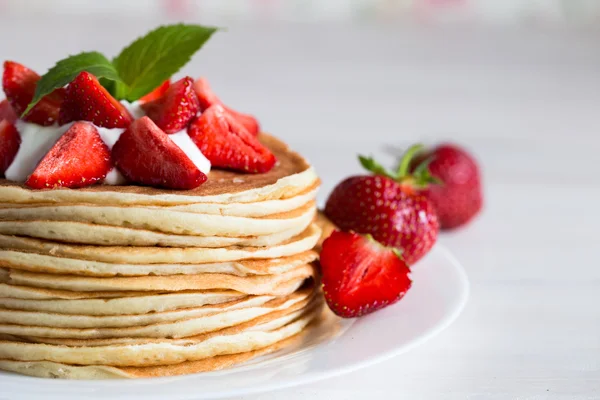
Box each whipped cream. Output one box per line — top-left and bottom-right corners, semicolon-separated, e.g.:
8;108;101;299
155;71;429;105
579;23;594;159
5;120;73;182
5;101;210;186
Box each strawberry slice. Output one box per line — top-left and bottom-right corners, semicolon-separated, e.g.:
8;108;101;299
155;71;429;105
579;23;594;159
188;105;275;173
0;100;17;123
112;116;207;189
320;230;412;318
139;80;170;103
25;122;111;189
2;61;65;126
59;71;133;128
0;120;20;177
193;77;260;136
141;77;199;134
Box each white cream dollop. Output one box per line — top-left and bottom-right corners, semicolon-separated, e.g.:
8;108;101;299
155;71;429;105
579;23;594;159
5;101;211;185
169;129;211;175
5;120;73;182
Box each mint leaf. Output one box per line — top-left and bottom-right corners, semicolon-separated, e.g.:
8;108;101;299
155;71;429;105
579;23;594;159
23;51;122;117
113;24;218;101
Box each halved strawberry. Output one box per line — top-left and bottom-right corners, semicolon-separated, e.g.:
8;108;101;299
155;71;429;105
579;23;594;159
193;77;260;136
0;100;17;123
25;122;111;189
188;105;275;173
320;230;412;318
0;120;20;177
112;116;207;189
139;80;170;103
2;61;65;126
59;71;133;128
141;77;199;134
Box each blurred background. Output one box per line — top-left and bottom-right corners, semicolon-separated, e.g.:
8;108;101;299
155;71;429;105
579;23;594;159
1;1;599;398
2;0;600;24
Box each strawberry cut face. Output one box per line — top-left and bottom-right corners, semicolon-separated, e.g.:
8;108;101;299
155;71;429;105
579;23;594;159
2;61;65;126
59;71;133;128
141;77;199;134
188;105;275;174
25;121;111;189
0;100;17;124
193;77;260;136
112;116;207;190
139;80;171;104
0;120;20;177
320;230;412;318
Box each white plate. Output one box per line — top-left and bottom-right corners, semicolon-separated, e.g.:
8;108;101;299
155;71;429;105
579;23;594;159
0;245;469;400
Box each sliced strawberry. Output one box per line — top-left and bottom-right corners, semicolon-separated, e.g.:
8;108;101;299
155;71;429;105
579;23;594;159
59;71;133;128
193;77;260;136
25;122;110;189
141;77;199;134
2;61;65;126
188;105;275;173
112;116;206;189
139;80;171;103
0;100;17;123
320;230;412;318
0;120;20;177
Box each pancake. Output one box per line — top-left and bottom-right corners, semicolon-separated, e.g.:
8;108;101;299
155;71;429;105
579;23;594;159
0;286;314;329
0;290;254;315
0;294;279;328
0;201;316;237
2;263;317;294
0;134;318;206
0;224;321;264
0;303;323;378
0;274;307;300
158;184;318;216
0;294;317;342
0;219;309;248
0;249;318;277
0;185;318;219
0;334;300;379
10;293;320;346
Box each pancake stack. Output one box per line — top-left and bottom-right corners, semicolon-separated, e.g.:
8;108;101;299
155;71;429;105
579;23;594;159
0;134;323;379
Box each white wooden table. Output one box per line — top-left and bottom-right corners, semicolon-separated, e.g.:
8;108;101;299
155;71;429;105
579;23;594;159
1;15;599;399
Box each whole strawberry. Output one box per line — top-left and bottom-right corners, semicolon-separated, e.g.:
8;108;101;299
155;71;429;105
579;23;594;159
325;145;439;265
412;143;482;230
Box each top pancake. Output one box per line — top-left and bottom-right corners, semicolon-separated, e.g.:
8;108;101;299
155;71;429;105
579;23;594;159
0;134;317;206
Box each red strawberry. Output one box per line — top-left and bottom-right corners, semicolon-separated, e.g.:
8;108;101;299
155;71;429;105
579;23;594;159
25;122;111;189
193;77;260;136
412;143;482;230
325;145;439;265
320;230;412;318
0;120;20;177
141;77;199;134
139;80;170;103
2;61;65;126
188;105;275;173
112;116;207;190
0;100;17;123
59;71;133;128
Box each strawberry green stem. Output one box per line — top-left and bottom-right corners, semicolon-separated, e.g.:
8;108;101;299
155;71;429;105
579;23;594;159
396;144;424;179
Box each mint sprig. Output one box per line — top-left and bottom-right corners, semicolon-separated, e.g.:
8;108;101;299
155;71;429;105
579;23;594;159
22;24;218;116
113;24;218;101
23;52;121;116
